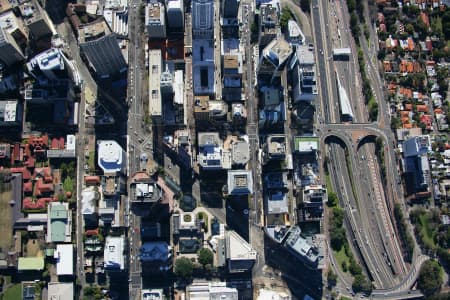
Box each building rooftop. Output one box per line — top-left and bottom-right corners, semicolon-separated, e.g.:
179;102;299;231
131;173;162;205
257;289;291;300
294;136;319;153
284;226;319;266
78;19;111;43
193;39;215;95
167;0;182;9
264;172;288;189
266;190;288;214
81;187;97;215
227;170;253;195
223;54;239;69
262;87;281;107
262;38;293;68
47;202;71;243
198;132;221;147
28;48;65;74
221;38;240;54
295;45;315;65
0;100;19;123
142;289;164;300
18;257;44;271
187;282;238;300
54;244;73;275
194;95;209;113
403;135;431;158
267;135;286;156
146;2;163;22
287;20;304;44
261;3;278;26
104;235;125;270
98;140;125;174
48;282;74;300
149;49;162;117
226;230;257;261
139;241;171;263
0;11;22;35
231;140;250;165
198;132;230;170
173;70;184;105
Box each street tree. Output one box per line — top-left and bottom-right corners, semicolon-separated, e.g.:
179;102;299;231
174;257;193;279
197;248;214;268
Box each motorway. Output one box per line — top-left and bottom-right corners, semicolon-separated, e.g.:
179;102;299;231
311;0;426;296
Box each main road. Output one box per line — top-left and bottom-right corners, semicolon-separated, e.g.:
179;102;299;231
127;1;146;299
311;0;424;294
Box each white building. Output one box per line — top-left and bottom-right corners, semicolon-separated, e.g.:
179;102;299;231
149;50;163;121
227;170;253;195
166;0;184;30
197;132;231;170
173;70;186;125
48;282;74;300
186;282;238;300
291;45;317;103
27;48;70;81
145;2;166;39
54;244;73;276
97;140;126;174
104;235;126;271
287;20;305;45
257;289;291;300
226;230;257;273
142;289;164;300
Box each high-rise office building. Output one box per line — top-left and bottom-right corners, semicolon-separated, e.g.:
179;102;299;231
192;0;214;39
166;0;184;30
0;27;24;66
145;2;166;39
222;0;239;18
78;19;127;79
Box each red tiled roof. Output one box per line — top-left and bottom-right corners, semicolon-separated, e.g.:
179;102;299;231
420;114;432;129
435;108;443;114
34;167;52;179
23;197;54;210
29;135;49;148
85;229;99;236
23;181;33;194
9;167;31;180
85;176;100;185
420;12;430;28
35;178;54;196
407;37;415;51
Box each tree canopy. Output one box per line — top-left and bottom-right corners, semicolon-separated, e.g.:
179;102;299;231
174;257;193;279
197;248;214;267
352;274;372;295
417;260;443;296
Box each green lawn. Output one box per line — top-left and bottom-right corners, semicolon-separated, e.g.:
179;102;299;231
333;247;351;274
1;284;21;300
325;173;333;193
418;214;436;248
88;151;95;172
